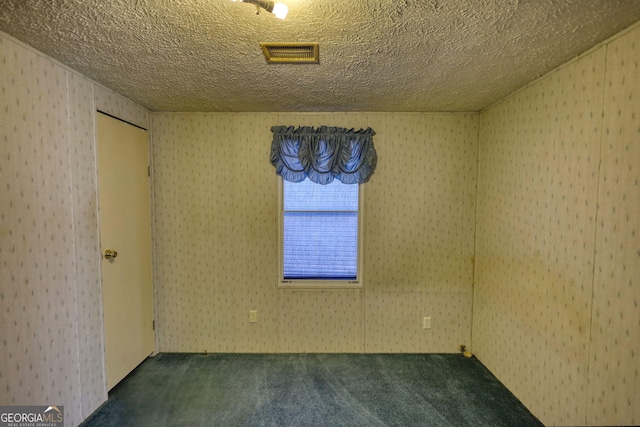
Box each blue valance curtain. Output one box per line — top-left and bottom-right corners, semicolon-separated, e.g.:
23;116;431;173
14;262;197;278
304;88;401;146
270;126;377;185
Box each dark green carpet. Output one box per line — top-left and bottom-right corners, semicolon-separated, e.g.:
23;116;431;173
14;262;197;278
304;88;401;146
81;353;543;427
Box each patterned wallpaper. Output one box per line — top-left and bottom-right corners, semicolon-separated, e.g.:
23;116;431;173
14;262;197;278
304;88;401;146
68;72;104;422
363;114;477;353
0;34;83;423
587;26;640;426
151;112;478;354
474;24;640;427
0;32;149;426
152;113;261;353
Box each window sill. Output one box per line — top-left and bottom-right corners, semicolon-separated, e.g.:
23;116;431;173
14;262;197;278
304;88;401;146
278;280;362;289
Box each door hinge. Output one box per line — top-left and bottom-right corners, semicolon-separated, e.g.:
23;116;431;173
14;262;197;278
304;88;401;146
148;165;151;177
152;320;155;330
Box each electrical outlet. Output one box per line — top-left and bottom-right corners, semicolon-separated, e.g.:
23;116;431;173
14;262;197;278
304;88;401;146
423;317;431;329
249;310;258;323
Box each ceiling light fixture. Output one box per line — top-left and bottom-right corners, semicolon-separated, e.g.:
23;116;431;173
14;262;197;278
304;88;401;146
232;0;288;19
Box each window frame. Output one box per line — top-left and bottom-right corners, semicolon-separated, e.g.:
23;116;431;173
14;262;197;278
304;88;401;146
277;176;364;289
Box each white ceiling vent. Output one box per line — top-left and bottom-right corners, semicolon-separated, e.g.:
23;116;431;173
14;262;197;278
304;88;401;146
260;42;319;64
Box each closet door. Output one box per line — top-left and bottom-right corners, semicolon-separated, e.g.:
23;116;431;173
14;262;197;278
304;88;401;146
97;112;154;390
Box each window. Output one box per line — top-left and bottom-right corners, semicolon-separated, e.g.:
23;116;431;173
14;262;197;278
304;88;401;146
279;178;362;286
270;125;376;287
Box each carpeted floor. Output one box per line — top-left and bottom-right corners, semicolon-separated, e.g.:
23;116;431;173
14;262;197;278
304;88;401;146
81;353;543;426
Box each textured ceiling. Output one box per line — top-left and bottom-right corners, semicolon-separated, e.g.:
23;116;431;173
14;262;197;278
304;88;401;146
1;0;640;112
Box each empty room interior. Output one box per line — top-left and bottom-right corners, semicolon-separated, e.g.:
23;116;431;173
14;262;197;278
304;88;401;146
1;1;639;426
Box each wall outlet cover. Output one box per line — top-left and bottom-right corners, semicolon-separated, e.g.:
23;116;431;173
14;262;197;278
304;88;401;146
423;317;431;329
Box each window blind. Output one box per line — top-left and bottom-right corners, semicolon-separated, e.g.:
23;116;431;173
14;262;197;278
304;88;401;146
283;179;359;280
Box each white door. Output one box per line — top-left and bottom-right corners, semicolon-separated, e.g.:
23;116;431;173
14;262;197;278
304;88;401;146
96;112;155;390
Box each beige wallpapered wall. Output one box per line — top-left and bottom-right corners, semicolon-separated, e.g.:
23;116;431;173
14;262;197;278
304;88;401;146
474;24;640;426
588;27;640;425
151;112;478;354
0;33;149;426
0;35;83;424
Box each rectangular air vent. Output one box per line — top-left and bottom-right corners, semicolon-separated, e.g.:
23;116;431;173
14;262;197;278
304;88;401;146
260;42;319;64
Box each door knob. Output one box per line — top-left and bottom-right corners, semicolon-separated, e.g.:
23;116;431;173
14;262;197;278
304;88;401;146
104;249;118;260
